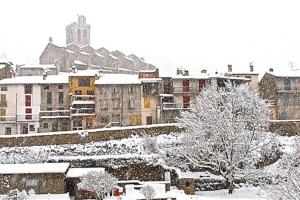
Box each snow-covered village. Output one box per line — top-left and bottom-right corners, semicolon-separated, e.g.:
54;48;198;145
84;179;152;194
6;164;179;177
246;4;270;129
1;0;300;199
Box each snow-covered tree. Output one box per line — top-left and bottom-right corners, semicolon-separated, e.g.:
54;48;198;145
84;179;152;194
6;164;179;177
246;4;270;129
265;139;300;200
141;185;156;200
3;189;28;200
163;83;274;193
78;171;117;200
142;134;159;154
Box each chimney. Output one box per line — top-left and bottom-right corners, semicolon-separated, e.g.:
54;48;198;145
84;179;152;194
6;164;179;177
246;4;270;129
201;69;207;73
72;66;77;73
183;69;189;76
49;37;53;44
43;71;47;80
176;68;182;75
250;63;254;72
227;64;232;73
269;68;274;72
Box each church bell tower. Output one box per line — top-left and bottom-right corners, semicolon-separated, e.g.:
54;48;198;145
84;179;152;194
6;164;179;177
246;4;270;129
66;15;91;47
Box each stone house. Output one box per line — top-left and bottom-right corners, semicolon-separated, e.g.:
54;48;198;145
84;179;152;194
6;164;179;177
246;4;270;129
95;74;142;127
259;68;300;121
0;163;69;194
39;73;71;132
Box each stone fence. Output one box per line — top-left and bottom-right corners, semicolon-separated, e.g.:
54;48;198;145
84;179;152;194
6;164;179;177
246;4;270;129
0;123;182;148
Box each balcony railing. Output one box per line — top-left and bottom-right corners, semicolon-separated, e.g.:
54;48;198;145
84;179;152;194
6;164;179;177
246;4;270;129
40;110;70;119
162;102;190;110
0;101;7;107
173;86;201;93
277;85;300;92
0;116;16;122
72;95;95;101
70;108;95;116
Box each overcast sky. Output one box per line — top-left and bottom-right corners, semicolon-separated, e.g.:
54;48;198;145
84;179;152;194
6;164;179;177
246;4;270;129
1;0;300;76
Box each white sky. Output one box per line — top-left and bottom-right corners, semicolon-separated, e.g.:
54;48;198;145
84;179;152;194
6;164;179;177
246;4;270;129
1;0;300;76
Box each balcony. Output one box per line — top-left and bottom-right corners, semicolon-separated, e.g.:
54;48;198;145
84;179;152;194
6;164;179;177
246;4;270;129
173;86;201;94
162;102;190;110
70;108;95;117
40;110;70;119
72;95;95;101
0;101;7;107
0;116;16;122
277;85;300;92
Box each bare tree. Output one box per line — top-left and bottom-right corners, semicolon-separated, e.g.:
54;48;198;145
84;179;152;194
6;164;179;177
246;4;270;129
78;171;117;200
163;83;273;193
141;185;156;200
3;189;28;200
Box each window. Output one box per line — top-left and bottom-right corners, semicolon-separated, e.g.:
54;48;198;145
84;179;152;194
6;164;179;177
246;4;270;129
112;114;120;122
86;119;93;129
58;85;63;89
29;125;35;131
78;78;90;87
130;115;138;125
52;122;58;132
26;179;39;187
61;122;69;131
43;123;48;129
100;100;108;110
58;92;64;104
0;109;5;121
47;92;52;104
1;86;7;91
1;94;6;102
143;83;158;96
24;85;32;94
284;78;291;90
25;95;31;106
25;114;32;120
47;107;52;116
128;99;135;109
25;108;32;114
144;97;151;108
100;116;109;123
146;116;153;125
73;120;83;130
283;96;289;106
5;127;11;135
101;88;108;96
280;112;287;120
44;85;49;90
58;107;64;116
112;99;120;109
112;87;119;94
128;86;134;94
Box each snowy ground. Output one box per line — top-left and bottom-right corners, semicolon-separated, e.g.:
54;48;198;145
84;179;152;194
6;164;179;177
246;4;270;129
105;186;267;200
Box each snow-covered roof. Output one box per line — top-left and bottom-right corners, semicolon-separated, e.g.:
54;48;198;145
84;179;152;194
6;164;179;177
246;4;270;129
80;51;90;56
227;72;259;75
74;60;87;65
19;64;57;69
0;73;69;84
266;68;300;78
95;74;141;85
69;69;100;77
0;163;69;174
172;74;209;80
210;74;250;81
178;171;223;180
118;67;132;72
0;64;6;69
109;54;119;59
72;100;95;105
23;193;70;200
66;167;105;178
140;78;162;83
95;52;105;57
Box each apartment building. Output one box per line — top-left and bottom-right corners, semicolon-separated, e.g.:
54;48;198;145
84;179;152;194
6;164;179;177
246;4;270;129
95;74;142;127
259;68;300;120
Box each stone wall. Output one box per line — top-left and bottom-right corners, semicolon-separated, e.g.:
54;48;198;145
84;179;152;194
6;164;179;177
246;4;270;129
0;124;181;148
0;173;65;194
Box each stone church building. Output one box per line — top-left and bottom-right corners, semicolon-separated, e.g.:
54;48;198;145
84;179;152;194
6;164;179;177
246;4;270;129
40;15;155;73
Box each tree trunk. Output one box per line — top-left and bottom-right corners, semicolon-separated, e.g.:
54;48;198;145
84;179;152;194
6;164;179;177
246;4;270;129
224;173;235;194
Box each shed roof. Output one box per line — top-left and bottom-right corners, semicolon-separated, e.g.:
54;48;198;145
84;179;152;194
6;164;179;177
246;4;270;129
0;163;69;174
66;167;105;178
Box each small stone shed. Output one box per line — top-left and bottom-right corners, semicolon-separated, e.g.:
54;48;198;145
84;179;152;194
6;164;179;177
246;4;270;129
0;163;69;194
